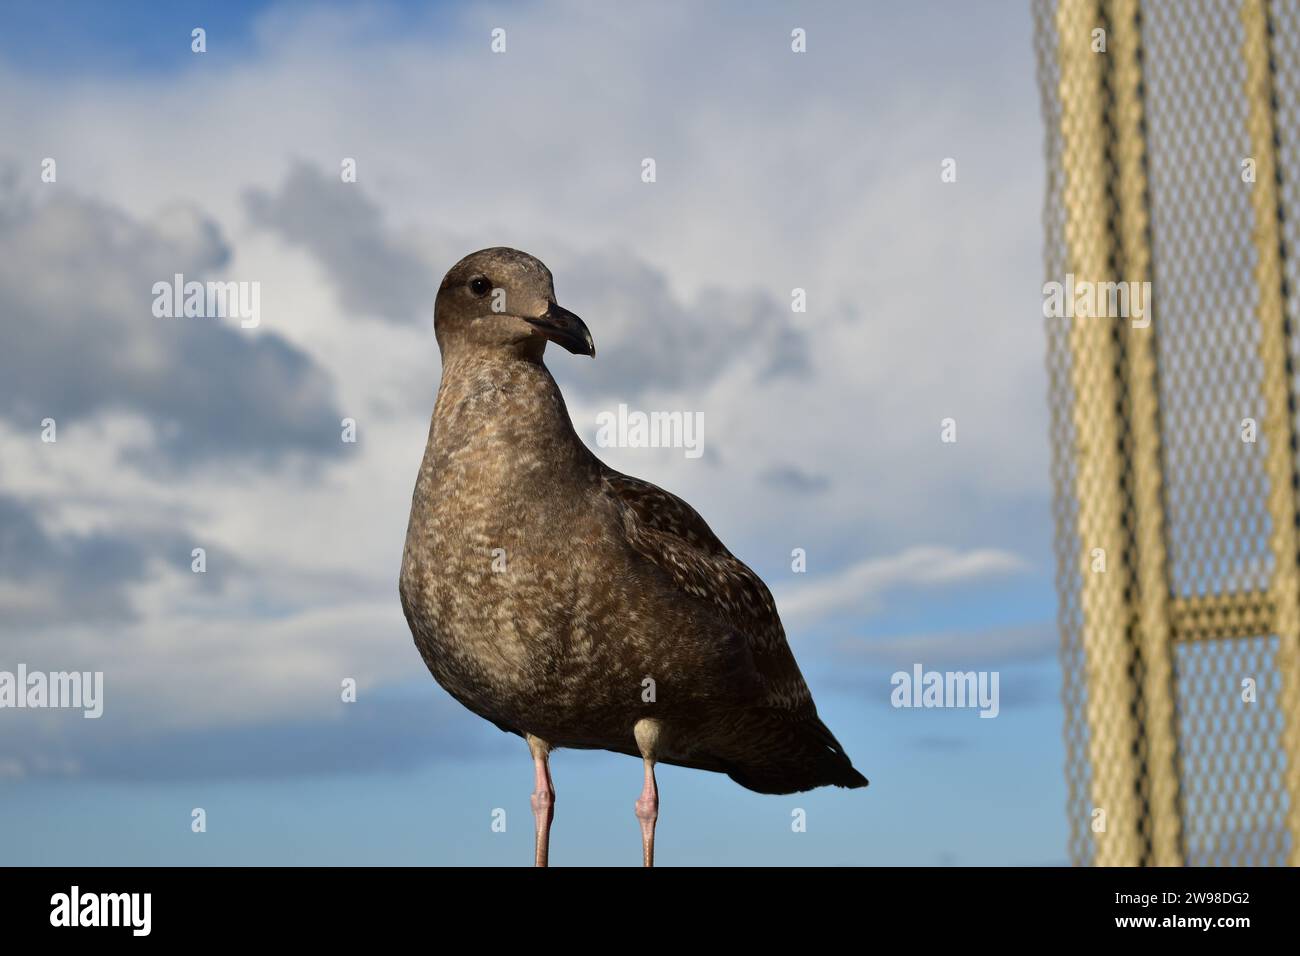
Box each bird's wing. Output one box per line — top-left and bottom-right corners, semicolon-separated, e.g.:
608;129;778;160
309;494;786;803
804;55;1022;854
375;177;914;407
599;469;813;711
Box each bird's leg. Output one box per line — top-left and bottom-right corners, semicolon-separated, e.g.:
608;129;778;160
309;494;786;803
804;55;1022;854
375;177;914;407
633;718;662;868
527;734;555;868
635;757;659;867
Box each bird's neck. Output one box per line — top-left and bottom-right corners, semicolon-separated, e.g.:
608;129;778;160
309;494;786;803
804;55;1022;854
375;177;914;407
421;350;595;487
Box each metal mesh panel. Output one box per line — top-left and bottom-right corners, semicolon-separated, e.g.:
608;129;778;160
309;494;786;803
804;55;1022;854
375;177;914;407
1034;0;1098;868
1035;0;1300;866
1175;635;1288;864
1276;3;1300;513
1144;1;1272;600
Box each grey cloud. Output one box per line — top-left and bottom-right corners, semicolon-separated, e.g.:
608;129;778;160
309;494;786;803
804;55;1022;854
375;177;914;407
244;161;437;324
833;621;1057;668
0;688;509;781
0;182;344;466
241;164;807;400
760;464;831;495
552;248;811;399
0;492;214;627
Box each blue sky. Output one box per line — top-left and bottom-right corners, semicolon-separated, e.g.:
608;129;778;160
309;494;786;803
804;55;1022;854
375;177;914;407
0;0;1062;865
0;0;272;73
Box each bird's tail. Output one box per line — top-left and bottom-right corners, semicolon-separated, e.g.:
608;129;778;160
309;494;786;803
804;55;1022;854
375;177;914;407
726;714;869;795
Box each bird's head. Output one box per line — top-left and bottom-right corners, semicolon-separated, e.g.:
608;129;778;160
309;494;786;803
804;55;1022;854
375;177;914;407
434;247;595;361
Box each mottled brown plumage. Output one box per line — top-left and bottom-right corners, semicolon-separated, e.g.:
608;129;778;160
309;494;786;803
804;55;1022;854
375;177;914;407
400;248;866;864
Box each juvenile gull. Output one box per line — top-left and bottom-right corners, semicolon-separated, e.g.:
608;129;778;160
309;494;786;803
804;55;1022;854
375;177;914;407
399;248;867;867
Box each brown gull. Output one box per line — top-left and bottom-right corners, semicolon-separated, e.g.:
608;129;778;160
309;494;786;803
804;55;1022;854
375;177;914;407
400;247;868;866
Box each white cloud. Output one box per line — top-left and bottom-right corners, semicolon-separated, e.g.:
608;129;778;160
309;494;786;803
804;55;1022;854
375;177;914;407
776;545;1029;625
0;1;1049;746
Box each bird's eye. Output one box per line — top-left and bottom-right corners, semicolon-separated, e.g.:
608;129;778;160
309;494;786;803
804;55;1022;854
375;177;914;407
469;277;492;297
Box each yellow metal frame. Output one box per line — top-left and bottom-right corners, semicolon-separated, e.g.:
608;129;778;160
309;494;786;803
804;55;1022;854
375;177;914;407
1242;0;1300;868
1049;0;1300;865
1054;0;1181;867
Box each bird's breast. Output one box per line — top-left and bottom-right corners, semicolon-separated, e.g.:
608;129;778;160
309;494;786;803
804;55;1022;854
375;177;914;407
400;446;636;734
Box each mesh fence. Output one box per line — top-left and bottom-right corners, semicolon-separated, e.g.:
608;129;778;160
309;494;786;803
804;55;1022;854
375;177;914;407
1035;0;1300;866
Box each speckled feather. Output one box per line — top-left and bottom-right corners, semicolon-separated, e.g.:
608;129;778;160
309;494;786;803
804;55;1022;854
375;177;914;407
399;248;867;794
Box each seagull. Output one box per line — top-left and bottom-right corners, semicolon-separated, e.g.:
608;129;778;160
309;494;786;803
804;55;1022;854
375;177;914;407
400;248;867;867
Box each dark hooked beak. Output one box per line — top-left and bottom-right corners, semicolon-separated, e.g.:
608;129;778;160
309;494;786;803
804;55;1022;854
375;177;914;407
526;302;595;357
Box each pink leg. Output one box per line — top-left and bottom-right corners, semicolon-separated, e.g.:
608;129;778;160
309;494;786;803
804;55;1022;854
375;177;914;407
634;759;658;868
527;735;555;868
